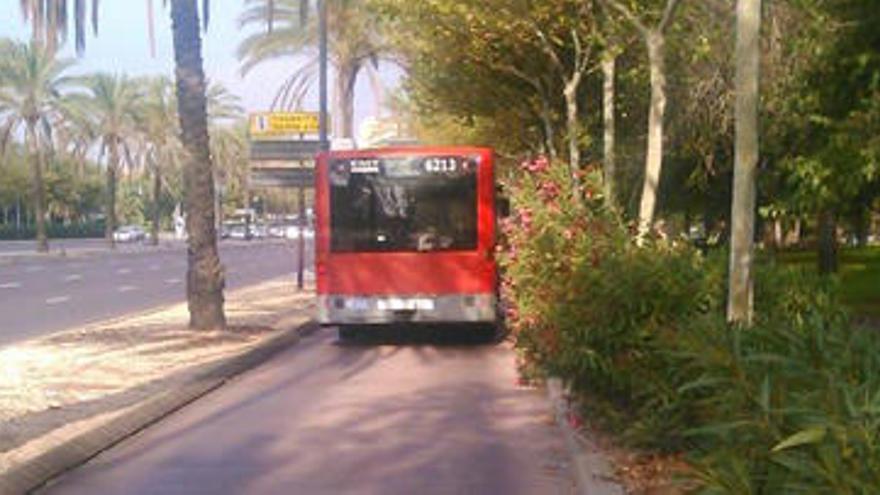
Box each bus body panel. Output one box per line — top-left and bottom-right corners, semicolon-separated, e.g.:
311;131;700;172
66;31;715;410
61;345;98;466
315;146;498;326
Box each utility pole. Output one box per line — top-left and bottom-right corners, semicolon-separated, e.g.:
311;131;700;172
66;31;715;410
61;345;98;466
319;0;329;151
296;0;328;290
297;184;306;289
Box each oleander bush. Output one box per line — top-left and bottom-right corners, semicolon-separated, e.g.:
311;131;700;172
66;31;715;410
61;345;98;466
500;157;880;493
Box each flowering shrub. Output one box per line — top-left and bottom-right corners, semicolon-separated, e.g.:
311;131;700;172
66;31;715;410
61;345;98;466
500;156;716;437
500;157;880;493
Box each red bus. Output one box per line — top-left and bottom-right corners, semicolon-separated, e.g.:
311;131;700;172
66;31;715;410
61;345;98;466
315;146;501;336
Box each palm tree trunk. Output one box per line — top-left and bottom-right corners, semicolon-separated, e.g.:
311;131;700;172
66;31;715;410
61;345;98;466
26;121;49;253
336;62;359;139
637;32;667;242
170;0;226;330
727;0;761;325
151;159;161;246
106;137;119;249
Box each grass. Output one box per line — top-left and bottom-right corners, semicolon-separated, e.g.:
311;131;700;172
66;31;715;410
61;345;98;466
773;246;880;318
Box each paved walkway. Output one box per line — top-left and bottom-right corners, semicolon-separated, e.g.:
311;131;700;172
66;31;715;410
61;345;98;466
44;330;577;495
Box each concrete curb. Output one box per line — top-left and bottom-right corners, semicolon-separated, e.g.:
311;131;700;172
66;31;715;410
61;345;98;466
0;320;319;495
546;378;624;495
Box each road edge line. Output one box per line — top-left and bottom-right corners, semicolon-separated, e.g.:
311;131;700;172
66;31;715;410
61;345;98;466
546;377;624;495
0;319;318;495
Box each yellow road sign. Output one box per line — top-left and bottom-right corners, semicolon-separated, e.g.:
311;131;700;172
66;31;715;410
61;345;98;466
249;112;321;138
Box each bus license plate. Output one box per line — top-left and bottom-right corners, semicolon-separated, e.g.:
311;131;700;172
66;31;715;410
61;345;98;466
377;298;435;311
344;298;371;311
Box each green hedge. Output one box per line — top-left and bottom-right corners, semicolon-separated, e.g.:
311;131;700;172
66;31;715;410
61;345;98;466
0;222;104;240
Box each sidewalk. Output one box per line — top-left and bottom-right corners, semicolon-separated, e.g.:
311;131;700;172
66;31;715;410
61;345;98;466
0;278;315;493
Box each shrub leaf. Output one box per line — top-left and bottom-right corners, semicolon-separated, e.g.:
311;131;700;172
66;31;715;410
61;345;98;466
771;427;827;453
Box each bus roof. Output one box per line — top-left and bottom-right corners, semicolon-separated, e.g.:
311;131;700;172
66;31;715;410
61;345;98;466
318;145;493;159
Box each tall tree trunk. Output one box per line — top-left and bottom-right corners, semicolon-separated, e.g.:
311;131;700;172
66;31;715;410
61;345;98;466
637;33;668;241
105;137;118;249
16;192;22;230
539;96;558;160
151;159;161;246
564;78;580;180
602;53;617;208
335;62;359;139
728;0;761;325
26;121;49;253
772;218;783;250
818;209;838;275
171;0;226;330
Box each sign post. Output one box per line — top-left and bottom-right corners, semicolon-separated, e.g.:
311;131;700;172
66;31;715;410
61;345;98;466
248;111;323;291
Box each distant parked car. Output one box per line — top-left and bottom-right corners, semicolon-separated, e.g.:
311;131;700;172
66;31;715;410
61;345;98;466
226;224;248;240
250;224;268;239
267;223;288;238
113;225;146;243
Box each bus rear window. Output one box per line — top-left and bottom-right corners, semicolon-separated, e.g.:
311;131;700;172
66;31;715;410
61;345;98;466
329;155;478;253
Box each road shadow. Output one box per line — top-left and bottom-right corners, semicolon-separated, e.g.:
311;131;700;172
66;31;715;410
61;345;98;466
58;363;574;494
333;323;506;347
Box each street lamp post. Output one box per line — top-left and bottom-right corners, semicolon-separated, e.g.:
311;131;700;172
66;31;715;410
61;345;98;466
318;0;329;151
296;0;328;290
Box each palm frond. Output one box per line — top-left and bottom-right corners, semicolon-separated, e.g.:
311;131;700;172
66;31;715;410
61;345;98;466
238;26;317;75
75;0;85;53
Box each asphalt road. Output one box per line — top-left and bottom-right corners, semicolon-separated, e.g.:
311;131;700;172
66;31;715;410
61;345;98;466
0;240;313;347
42;328;576;495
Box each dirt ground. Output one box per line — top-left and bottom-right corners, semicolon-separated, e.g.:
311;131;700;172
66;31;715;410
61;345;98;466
0;278;315;474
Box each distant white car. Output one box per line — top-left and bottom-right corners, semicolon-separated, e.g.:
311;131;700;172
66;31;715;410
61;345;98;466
226;224;248;240
284;226;315;239
268;224;287;238
113;225;146;243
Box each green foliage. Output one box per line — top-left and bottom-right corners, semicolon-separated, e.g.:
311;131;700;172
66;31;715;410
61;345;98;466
502;158;880;493
676;266;880;493
776;247;880;319
0;221;104;240
373;0;603;158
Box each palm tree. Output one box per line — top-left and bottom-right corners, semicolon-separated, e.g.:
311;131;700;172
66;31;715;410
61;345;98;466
17;0;280;329
207;81;245;122
18;0;95;54
65;73;142;248
238;0;385;138
169;0;227;329
0;41;75;252
205;81;245;230
138;76;182;245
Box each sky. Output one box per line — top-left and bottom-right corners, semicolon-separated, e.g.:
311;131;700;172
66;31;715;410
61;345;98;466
0;0;400;137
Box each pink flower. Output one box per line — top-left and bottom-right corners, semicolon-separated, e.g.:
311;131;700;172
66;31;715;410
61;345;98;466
563;228;574;240
518;208;533;231
539;181;560;200
506;306;520;321
567;411;583;430
523;156;550;174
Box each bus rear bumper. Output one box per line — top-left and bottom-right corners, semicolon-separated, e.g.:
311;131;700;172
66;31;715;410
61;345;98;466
318;294;497;325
